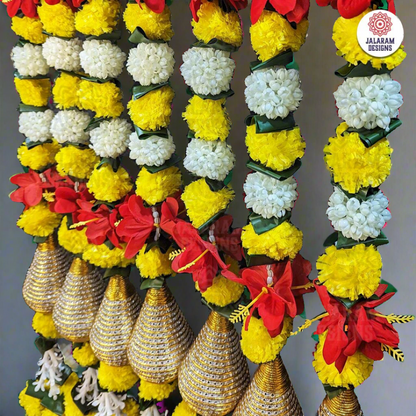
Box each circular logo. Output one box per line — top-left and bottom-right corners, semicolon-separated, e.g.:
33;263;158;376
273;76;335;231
357;10;404;58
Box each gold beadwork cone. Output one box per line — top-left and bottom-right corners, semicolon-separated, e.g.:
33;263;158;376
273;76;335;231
22;234;72;313
233;355;303;416
317;390;363;416
90;275;142;366
52;258;106;342
127;284;194;383
178;311;250;416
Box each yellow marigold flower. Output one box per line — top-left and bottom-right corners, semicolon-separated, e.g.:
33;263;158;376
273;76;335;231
60;373;84;416
19;382;44;416
183;96;230;141
241;316;293;364
58;216;91;255
324;123;392;194
123;399;140;416
98;363;139;392
246;125;305;172
250;11;309;61
17;140;60;172
135;166;181;205
14;78;51;107
38;0;76;38
73;342;99;367
11;16;46;44
192;0;242;47
32;312;60;339
123;2;173;41
333;9;406;70
136;244;173;279
172;401;197;416
242;221;302;261
182;179;235;228
139;379;177;401
75;0;120;36
17;202;62;237
78;80;124;118
56;146;99;180
53;73;81;110
83;243;134;268
128;86;174;131
317;244;382;300
313;331;373;388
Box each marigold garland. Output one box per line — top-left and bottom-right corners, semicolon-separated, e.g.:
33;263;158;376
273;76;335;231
97;362;139;392
32;312;60;339
11;16;46;44
55;146;99;180
53;72;81;110
38;0;76;38
17;202;62;237
14;78;51;107
136;244;173;279
17;140;60;172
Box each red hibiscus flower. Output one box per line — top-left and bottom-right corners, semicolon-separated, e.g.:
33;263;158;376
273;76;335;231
135;0;166;14
3;0;38;18
211;215;243;261
53;182;93;214
291;253;314;316
251;0;310;24
316;0;396;19
190;0;248;22
160;195;186;236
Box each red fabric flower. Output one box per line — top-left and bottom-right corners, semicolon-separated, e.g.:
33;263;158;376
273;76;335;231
316;0;396;19
251;0;310;24
53;182;92;214
135;0;166;14
212;215;242;261
190;0;248;22
291;253;314;316
3;0;38;18
160;196;186;236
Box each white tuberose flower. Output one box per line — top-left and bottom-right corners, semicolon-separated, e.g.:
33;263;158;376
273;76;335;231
327;187;391;241
42;37;82;71
80;40;126;79
50;110;91;144
184;138;235;181
244;173;298;219
11;43;49;77
127;43;175;86
19;110;54;142
245;67;303;119
89;118;132;158
334;74;403;131
180;47;235;96
129;131;175;167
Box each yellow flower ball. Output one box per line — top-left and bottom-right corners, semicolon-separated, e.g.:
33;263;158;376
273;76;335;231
183;96;230;141
246;125;305;172
317;244;382;300
11;16;46;44
56;146;99;180
123;2;173;41
181;179;235;228
19;382;44;416
98;363;139;392
75;0;120;36
61;373;84;416
14;78;51;107
17;202;62;237
333;9;406;70
172;401;196;416
192;0;242;47
73;342;99;367
136;244;173;279
32;312;60;339
58;216;91;255
324;123;392;194
87;164;132;202
53;73;81;110
313;331;373;388
17;140;60;172
250;11;309;61
139;379;177;401
242;221;303;261
135;166;182;206
123;399;140;416
83;243;134;268
241;316;293;364
78;80;124;118
38;0;76;38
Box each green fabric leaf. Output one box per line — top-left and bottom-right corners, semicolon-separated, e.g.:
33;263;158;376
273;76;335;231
132;82;169;100
186;86;234;100
19;103;49;112
97;157;121;172
323;384;348;400
323;232;338;248
197;210;226;234
336;297;358;310
103;266;131;279
84;116;108;132
25;138;53;149
223;170;233;186
71;383;96;414
128;27;164;44
380;279;398;294
205;177;226;192
26;380;47;399
86;30;122;42
143;153;181;173
79;74;115;84
33;236;48;244
144;235;171;254
41;394;65;416
192;38;238;53
245;113;296;133
250;50;295;72
311;333;319;343
43;30;72;40
34;336;56;354
243;247;274;267
335;61;392;78
336;231;389;249
201;298;240;319
249;211;291;235
246;159;301;181
14;70;49;80
134;125;169;140
55;364;72;386
140;276;165;290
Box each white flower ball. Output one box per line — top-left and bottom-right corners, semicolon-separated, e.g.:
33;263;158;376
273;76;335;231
327;187;392;241
180;47;235;96
19;110;54;142
50;110;91;144
11;44;49;77
89;118;132;158
245;67;303;119
244;173;298;219
42;37;82;72
127;43;175;86
128;131;175;167
334;74;403;131
184;138;235;181
80;40;126;79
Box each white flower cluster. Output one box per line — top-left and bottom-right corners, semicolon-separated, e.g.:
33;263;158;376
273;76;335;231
184;138;235;181
11;44;49;77
42;37;82;72
19;110;54;142
91;392;127;416
127;43;175;86
334;74;403;130
244;173;298;219
80;40;126;79
180;47;235;96
129;131;175;167
327;187;391;241
50;110;91;144
245;67;303;119
89;118;132;158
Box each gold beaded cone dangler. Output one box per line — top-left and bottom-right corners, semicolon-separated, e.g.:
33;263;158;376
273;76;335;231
317;390;363;416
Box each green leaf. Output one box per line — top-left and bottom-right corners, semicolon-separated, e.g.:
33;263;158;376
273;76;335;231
323;384;348;400
245;113;296;133
34;336;56;353
201;298;241;320
71;383;96;414
25;138;53;149
323;232;338;248
336;297;358;310
84;116;108;132
97;157;121;172
86;30;122;42
55;364;72;386
336;231;389;249
42;30;72;40
311;333;319;343
14;70;49;80
249;211;291;235
205;177;226;192
250;50;296;72
140;276;166;290
103;266;131;279
186;86;234;101
134;125;169;140
144;235;172;254
223;170;233;186
335;61;392;78
299;307;307;319
19;103;49;112
129;27;164;44
33;236;48;244
243;247;275;267
246;159;301;181
132;82;169;100
41;394;65;416
143;153;181;173
197;210;226;234
380;279;398;294
25;380;47;399
79;74;116;84
192;38;239;53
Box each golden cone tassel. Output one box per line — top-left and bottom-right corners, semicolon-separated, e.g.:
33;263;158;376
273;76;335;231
317;390;363;416
233;355;303;416
52;258;106;342
90;275;141;366
22;234;72;313
127;284;194;383
178;311;250;416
